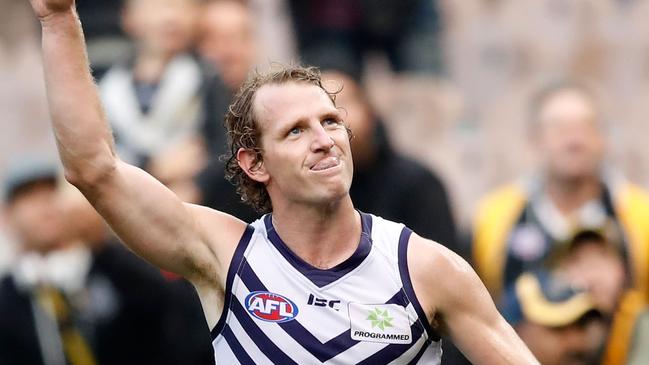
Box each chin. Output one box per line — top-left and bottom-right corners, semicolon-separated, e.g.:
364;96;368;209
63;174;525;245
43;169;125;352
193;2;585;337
309;184;350;206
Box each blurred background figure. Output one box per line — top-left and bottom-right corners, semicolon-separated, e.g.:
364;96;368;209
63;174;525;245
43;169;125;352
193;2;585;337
320;69;456;247
553;230;649;365
198;0;258;94
197;0;259;154
99;0;230;167
0;156;210;365
472;81;649;303
288;0;444;79
501;270;606;365
193;0;262;222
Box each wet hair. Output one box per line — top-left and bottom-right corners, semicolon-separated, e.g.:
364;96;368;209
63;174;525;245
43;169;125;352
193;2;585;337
222;65;349;213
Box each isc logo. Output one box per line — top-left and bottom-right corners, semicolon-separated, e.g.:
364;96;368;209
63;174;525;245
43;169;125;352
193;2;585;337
307;293;341;311
245;291;299;323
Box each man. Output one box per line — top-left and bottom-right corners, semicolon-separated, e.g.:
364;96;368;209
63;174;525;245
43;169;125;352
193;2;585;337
0;157;179;365
320;69;457;248
194;0;260;222
28;1;538;363
500;270;606;365
99;0;230;165
197;0;258;94
473;81;649;300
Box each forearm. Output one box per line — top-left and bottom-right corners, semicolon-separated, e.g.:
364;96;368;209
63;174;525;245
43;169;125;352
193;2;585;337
39;8;116;184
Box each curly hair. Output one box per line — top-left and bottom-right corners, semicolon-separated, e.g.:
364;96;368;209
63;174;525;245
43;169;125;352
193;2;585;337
223;65;347;213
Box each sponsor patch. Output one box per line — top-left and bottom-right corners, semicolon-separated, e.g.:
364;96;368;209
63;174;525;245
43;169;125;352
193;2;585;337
349;303;412;344
245;291;299;323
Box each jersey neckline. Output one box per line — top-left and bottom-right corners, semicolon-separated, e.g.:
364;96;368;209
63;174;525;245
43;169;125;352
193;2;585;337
263;211;373;288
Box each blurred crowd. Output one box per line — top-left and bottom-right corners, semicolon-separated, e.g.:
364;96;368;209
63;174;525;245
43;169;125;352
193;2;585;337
2;0;649;364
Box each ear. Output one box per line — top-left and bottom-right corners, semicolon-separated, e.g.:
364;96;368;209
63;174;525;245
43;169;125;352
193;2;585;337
237;148;269;184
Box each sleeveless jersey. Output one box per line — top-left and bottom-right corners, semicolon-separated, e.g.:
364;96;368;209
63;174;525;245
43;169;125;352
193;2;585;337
210;212;442;364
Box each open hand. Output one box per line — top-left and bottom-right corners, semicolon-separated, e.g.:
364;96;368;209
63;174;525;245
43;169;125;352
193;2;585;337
28;0;75;20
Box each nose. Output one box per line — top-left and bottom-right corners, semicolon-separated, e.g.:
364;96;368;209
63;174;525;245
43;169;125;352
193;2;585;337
310;124;335;152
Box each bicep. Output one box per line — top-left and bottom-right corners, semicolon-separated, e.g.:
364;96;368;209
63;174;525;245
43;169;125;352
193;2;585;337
409;236;538;365
81;159;238;282
441;273;530;364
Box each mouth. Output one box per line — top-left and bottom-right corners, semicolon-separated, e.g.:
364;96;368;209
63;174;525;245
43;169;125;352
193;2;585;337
310;156;341;171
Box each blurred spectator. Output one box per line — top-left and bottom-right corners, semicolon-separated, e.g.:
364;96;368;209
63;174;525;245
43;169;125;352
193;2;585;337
501;270;606;365
193;0;261;222
198;0;258;92
554;230;649;365
99;0;230;166
0;157;186;364
288;0;444;79
320;69;457;247
197;0;258;156
472;81;649;302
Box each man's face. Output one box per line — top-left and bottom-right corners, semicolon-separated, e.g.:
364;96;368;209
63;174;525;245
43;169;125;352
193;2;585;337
251;82;354;209
558;242;626;315
4;181;65;253
517;319;606;365
122;0;199;56
534;90;605;182
198;1;257;89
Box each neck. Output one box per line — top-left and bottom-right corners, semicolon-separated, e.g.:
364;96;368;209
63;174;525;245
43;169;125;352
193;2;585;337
270;196;361;269
133;47;176;84
545;174;602;215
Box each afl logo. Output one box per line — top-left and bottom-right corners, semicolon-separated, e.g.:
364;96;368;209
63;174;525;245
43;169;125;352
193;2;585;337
245;291;299;323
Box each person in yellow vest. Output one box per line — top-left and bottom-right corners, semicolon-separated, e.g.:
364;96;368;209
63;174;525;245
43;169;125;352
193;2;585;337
553;230;649;365
472;80;649;303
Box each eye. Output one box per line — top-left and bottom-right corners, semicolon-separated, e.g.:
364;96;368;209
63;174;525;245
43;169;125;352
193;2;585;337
288;127;302;136
322;118;341;128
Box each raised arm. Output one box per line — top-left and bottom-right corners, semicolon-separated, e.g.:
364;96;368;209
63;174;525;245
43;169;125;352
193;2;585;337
408;234;540;365
28;0;245;285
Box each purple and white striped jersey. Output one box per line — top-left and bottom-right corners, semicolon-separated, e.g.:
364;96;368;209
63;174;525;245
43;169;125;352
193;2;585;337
210;212;442;364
